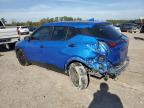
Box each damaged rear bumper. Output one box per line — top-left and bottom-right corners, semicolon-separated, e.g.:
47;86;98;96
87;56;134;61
88;57;129;79
109;57;129;76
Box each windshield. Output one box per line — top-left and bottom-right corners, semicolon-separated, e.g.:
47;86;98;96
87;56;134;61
79;25;122;40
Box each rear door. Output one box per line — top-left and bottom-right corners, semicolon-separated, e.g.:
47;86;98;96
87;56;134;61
42;26;69;69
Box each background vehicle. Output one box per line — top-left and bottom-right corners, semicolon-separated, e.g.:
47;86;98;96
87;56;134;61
17;26;29;35
15;21;129;89
120;23;140;33
0;20;19;50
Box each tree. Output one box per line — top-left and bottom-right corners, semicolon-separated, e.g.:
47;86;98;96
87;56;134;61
55;17;59;22
7;16;84;27
1;18;7;25
107;19;129;25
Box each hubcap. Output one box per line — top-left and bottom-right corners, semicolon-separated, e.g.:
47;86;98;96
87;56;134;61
69;64;79;87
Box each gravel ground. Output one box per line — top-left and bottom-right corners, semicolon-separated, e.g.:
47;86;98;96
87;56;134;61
0;33;144;108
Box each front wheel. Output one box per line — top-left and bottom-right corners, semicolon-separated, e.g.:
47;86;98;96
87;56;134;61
68;62;89;90
16;49;30;66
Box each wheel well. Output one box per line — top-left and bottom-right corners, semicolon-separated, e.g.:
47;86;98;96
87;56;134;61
66;60;89;71
67;60;90;89
16;48;20;53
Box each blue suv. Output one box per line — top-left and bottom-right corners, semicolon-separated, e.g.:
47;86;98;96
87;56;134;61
15;21;129;89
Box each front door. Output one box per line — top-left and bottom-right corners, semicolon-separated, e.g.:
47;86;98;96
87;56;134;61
25;26;53;63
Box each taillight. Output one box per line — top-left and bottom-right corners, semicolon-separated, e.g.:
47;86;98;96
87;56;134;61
108;42;117;47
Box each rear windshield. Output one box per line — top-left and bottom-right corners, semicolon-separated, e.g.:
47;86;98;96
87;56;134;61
78;25;122;40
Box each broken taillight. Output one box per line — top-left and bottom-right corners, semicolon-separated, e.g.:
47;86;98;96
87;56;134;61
108;42;117;47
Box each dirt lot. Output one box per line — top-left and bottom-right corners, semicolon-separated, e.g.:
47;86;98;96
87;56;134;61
0;33;144;108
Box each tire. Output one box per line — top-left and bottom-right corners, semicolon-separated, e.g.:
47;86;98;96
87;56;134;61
68;62;89;90
16;49;30;66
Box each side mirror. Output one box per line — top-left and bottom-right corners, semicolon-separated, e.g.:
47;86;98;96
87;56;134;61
24;36;31;41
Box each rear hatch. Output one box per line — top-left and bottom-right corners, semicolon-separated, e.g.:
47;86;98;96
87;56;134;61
94;24;129;65
107;36;128;65
79;23;129;65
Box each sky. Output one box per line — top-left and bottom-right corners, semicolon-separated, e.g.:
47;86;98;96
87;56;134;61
0;0;144;22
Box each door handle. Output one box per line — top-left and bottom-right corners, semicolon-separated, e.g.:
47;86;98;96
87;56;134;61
68;43;76;47
40;45;44;48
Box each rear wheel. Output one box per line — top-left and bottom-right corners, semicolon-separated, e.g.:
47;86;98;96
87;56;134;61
16;49;30;66
68;62;89;90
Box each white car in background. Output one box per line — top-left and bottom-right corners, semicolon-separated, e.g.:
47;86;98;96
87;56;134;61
17;26;29;35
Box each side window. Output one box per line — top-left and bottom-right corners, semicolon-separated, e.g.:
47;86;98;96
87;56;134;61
51;26;68;41
32;26;53;40
66;27;79;40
